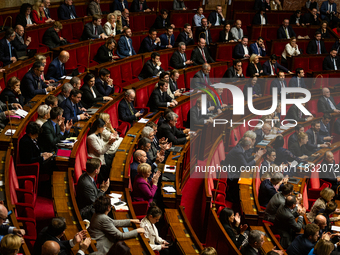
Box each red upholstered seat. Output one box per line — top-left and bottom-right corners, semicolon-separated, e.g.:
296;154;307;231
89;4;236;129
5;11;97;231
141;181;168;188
131;15;146;31
76;45;89;70
307;99;322;117
0;77;5;92
229;127;241;149
211;64;228;83
135;86;149;108
171;13;188;28
216;44;234;61
309;57;324;72
132;201;149;220
173;106;183;129
74;129;89;183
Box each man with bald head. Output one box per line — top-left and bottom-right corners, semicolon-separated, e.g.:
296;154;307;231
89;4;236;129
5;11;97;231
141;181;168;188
314;214;327;236
318;87;340;113
231;20;243;42
13;25;31;58
321;150;340;193
130;149;148;184
118;89;143;126
255;123;271;145
42;241;60;255
191;38;215;66
46;51;70;82
0;204;25;236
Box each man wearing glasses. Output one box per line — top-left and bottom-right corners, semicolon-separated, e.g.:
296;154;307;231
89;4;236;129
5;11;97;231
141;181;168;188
0;204;25;236
118;89;143;126
0;28;18;66
22;61;55;104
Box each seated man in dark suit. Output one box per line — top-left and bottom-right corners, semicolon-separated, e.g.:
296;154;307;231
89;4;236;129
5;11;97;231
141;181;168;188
57;83;73;105
46;51;70;82
196;18;212;45
138;28;161;54
0;28;18;66
42;22;67;49
285;97;313;123
317;87;340;113
113;0;128;12
223;60;245;81
208;5;226;26
157;111;189;145
130;0;152;12
241;230;283;255
288;124;305;151
138;52;165;80
233;36;250;59
117;27;136;58
43;0;52;19
263;54;292;75
259;172;285;207
76;158;109;220
277;19;296;39
60;89;88;123
33;217;88;255
255;123;271;145
274;195;304;249
39;107;72;152
320;0;339;23
93;38;118;64
176;23;195;46
252;8;268;25
192;63;212;89
0;204;25;236
249;36;266;57
13;25;31;58
19;121;53;165
191;38;215;65
305;120;330;152
94;68;114;96
323;49;340;70
80;15;108;41
152;9;174;29
186;97;213;129
306;31;327;54
303;8;320;25
121;8;130;28
130;149;149;184
319;113;332;141
159;26;175;49
21;62;54;103
147;80;177;112
170;42;193;69
58;0;78;20
118;89;143;126
288;68;307;88
270;71;287;95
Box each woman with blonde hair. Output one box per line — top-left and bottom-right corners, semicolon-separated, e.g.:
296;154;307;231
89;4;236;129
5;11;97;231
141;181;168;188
246;54;263;77
0;77;24;107
113;10;123;34
282;37;300;66
98;113;123;154
200;247;217;255
0;234;22;255
32;1;53;24
289;131;318;159
36;104;51;127
104;13;117;37
308;239;335;255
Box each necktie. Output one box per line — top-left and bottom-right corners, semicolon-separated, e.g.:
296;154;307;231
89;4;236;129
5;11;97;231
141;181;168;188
206;30;209;45
297;78;300;87
334;58;338;70
93;180;97;188
18;35;24;44
317;41;321;54
285;28;289;39
61;63;65;75
280;81;284;87
8;42;12;59
204;74;208;84
238;29;241;39
122;2;125;8
218;14;222;25
126;37;132;55
94;26;97;35
69;6;75;19
54;124;57;134
314;132;317;145
74;104;77;117
272;64;275;75
140;3;143;10
168;36;171;45
37;80;41;89
327;98;336;110
127;100;135;115
181;53;186;61
163;19;165;27
200;48;207;63
299;110;302;118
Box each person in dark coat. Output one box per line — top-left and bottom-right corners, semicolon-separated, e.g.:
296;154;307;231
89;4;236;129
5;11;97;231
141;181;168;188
138;28;161;54
94;68;114;96
112;0;128;12
157;111;188;145
223;60;245;81
259;172;285;207
252;9;268;25
147;80;177;112
270;71;287;95
277;19;296;39
262;54;292;75
15;3;35;27
191;38;215;65
303;8;320;25
12;25;31;58
233;37;250;59
0;77;24;107
289;10;304;26
0;28;18;66
289;132;315;158
58;0;78;20
208;5;225;26
118;89;143;126
196;18;212;45
323;49;340;70
317;87;340;113
218;23;234;42
175;23;195;46
93;38;119;64
159;26;175;49
117;27;136;58
80;15;108;41
130;0;151;12
46;51;69;82
246;54;263;77
186;97;212;129
169;42;193;69
42;22;67;49
59;89;88;123
138;52;165;80
241;230;272;255
152;9;174;29
306;31;327;54
243;76;262;100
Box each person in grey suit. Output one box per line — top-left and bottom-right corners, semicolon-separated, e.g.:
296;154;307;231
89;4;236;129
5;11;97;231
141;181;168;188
186;97;212;129
88;196;144;254
57;83;73;105
317;87;340;114
230;20;243;42
88;0;102;16
191;63;212;89
274;195;304;249
240;230;265;255
80;15;108;41
76;158;110;220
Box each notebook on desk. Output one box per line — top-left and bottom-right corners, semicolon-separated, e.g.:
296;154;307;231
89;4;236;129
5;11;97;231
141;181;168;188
169;146;182;152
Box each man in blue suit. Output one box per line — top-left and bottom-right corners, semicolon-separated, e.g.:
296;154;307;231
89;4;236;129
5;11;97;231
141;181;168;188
117;28;136;58
21;62;55;103
232;36;250;59
159;26;175;49
263;54;293;75
46;51;70;82
95;68;114;96
112;0;128;12
138;28;161;54
320;0;339;23
60;89;88;123
249;37;266;57
288;68;307;88
270;71;287;95
305;121;330;152
0;28;18;66
319;113;332;141
58;0;78;20
118;89;142;126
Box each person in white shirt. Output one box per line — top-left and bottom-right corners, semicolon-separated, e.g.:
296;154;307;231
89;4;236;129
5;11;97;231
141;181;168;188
104;13;117;36
282;37;300;66
231;19;243;42
193;7;205;26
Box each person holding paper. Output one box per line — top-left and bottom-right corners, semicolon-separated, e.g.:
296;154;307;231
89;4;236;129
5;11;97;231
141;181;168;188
46;51;70;82
254;123;271;146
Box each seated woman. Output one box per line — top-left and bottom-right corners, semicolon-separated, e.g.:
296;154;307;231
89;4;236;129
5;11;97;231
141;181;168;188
318;201;340;232
32;1;53;24
98;113;123;154
0;77;24;107
317;21;330;39
218;23;234;43
140;202;172;254
308;239;334;255
87;118;116;183
35;105;51;127
80;73;113;109
289;10;304;26
42;21;67;49
88;196;144;254
243;76;262;101
0;234;22;255
307;187;339;222
289;132;317;159
93;38;119;64
193;7;205;27
282;37;300;66
113;10;123;35
104;13;118;37
131;163;161;204
15;3;35;27
219;208;248;249
246;54;263;77
272;135;305;166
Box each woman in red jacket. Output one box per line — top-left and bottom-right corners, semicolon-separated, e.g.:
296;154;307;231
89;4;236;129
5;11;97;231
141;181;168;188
32;1;53;24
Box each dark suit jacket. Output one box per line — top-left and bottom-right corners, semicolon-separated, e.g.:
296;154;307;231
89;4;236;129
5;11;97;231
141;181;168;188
196;27;212;44
80;84;104;109
19;134;43;164
191;46;215;65
157;122;187;145
320;159;338;189
306;128;324;152
0;38;17;66
176;31;195;46
15;13;33;27
147;88;172;112
277;25;296;39
303;12;320;25
334;117;340;135
46;57;66;81
186;106;210;129
58;3;78;20
317;96;340;113
93;44;114;64
94;77;114;96
265;192;298;222
113;0;128;11
233;43;250;59
289;140;313;157
21;70;48;103
170;50;189;69
118;99;138;125
240;244;260;255
152;15;171;29
12;35;28;52
138;36;159;54
270;78;287;95
262;60;289;75
285;104;306;122
320;1;337;19
218;30;234;42
0;87;24;106
306;39;327;54
159;33;175;49
191;70;212;88
207;10;225;26
323;55;340;70
288;132;298;151
81;22;105;41
289;76;306;88
249;42;266;56
42;27;63;49
222;224;245;249
223;66;245;81
117;36;136;58
59;97;84;123
252;13;268;25
285;234;315;255
259;179;278;207
138;59;165;80
39;119;69;152
289;14;302;25
243;82;262;100
255;128;264;145
130;0;149;12
169;78;178;93
246;62;263;77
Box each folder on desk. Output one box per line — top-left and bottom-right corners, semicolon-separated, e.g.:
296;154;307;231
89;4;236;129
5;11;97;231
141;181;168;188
238;178;252;185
